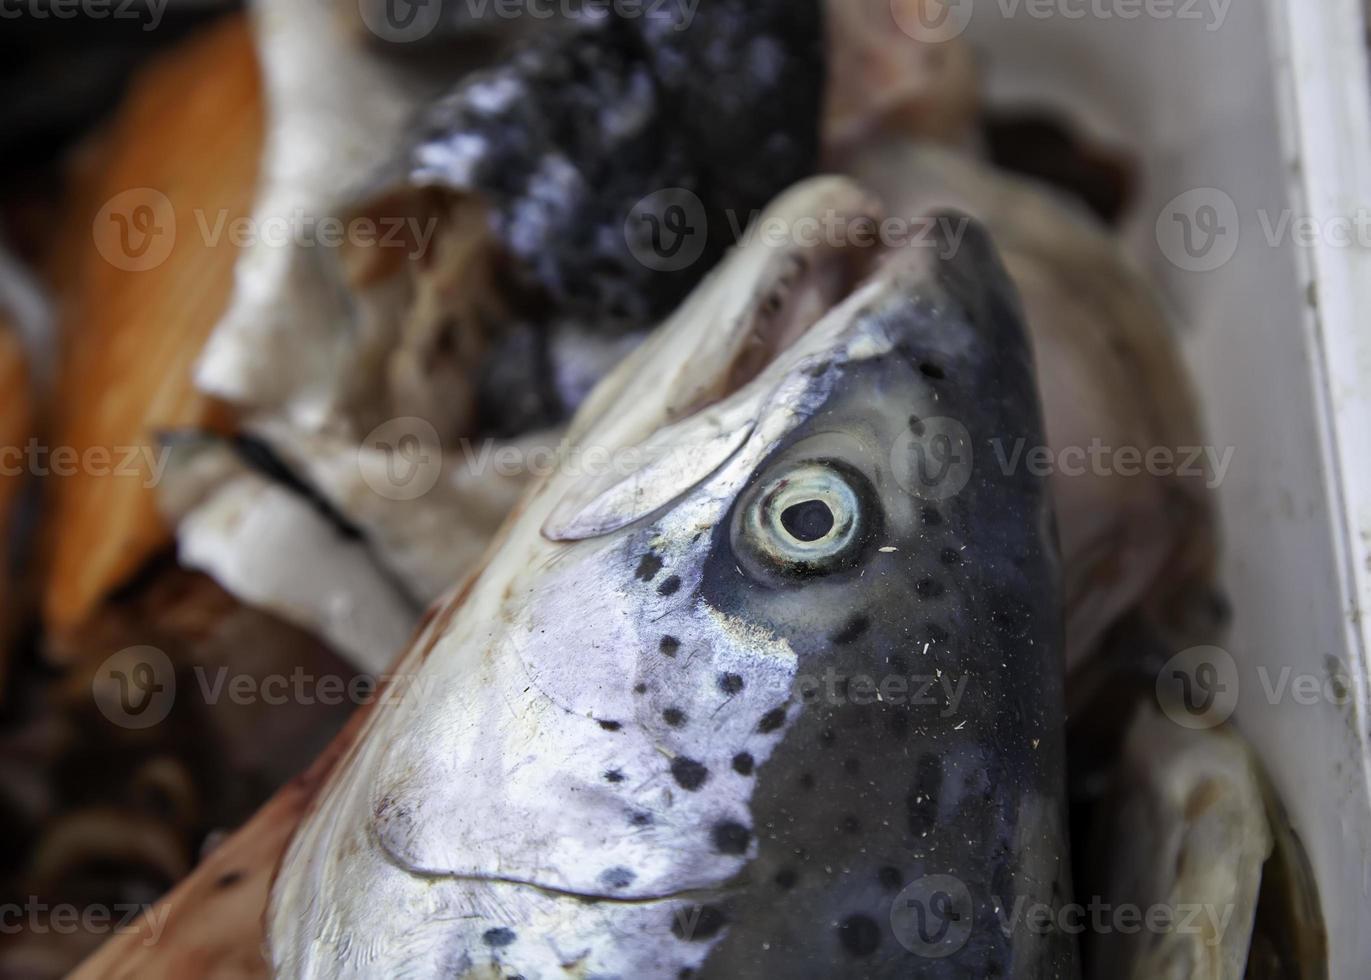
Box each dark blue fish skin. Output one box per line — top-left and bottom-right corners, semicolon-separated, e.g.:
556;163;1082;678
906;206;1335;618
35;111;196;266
396;0;825;335
690;220;1078;978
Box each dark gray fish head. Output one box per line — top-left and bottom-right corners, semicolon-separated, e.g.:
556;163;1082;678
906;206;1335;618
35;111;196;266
684;217;1076;980
269;177;1075;979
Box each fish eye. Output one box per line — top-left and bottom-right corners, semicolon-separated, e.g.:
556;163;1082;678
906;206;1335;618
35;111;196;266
735;462;873;577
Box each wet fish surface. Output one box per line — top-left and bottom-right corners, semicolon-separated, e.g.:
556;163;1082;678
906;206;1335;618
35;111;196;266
269;179;1077;978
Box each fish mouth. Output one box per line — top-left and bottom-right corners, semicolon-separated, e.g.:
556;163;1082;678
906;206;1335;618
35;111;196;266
713;221;878;403
562;177;896;442
373;822;734;907
385;866;728;909
703;184;893;409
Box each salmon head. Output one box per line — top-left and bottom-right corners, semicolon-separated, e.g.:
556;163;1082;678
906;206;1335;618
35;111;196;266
269;176;1076;979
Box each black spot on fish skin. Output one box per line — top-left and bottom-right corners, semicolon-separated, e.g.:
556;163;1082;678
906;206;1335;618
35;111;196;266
838;914;880;957
671;757;709;791
634;683;647;694
598;720;622;732
774;867;798;890
718;672;744;695
915;578;945;598
990;594;1033;638
830;613;870;644
630;811;654;827
712;821;752;855
600;867;636;890
483;927;516;947
604;769;625;783
672;905;727;941
757;708;787;733
658;575;682;596
878;866;904;891
660;635;680;656
732;752;754;775
663;707;687;727
1207;589;1233;626
635;553;663;581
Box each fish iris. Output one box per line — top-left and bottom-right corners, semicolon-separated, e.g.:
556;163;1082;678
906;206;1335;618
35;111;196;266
736;462;870;576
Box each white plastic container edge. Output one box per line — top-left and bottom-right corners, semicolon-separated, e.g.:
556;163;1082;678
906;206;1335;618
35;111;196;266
961;0;1371;973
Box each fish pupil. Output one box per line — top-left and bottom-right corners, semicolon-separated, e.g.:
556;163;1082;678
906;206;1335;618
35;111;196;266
779;499;835;542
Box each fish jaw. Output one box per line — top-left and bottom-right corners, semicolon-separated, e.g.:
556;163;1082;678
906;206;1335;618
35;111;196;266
269;183;1076;978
